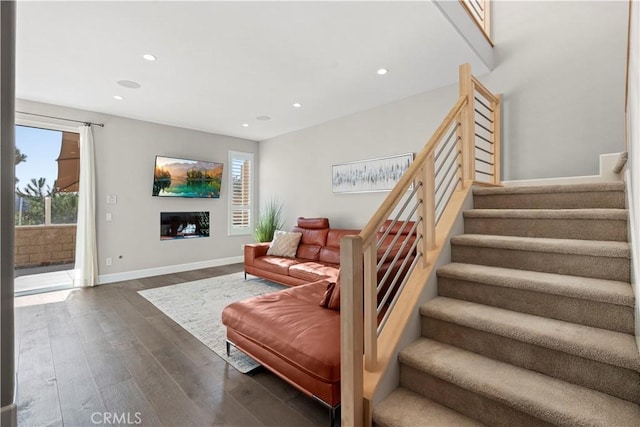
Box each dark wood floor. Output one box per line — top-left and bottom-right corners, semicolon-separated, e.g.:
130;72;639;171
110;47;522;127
14;263;337;427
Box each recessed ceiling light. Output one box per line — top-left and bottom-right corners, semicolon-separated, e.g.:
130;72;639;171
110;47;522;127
113;95;124;101
376;68;389;75
242;123;249;127
117;80;141;89
143;54;157;61
292;102;302;108
256;115;271;121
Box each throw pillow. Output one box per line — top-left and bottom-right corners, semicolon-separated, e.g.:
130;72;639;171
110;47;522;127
266;230;302;258
319;281;336;308
327;277;341;311
319;277;341;311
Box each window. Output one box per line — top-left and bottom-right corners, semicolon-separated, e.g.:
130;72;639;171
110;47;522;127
15;125;79;226
228;151;254;235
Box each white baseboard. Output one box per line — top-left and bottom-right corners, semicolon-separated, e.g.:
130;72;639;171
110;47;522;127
503;152;624;187
98;256;244;285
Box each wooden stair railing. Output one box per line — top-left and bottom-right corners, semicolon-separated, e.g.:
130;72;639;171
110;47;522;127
461;0;493;45
340;63;501;427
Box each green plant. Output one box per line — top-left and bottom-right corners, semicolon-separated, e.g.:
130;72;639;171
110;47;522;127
254;198;284;242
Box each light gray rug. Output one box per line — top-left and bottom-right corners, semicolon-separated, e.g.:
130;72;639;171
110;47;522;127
138;272;285;373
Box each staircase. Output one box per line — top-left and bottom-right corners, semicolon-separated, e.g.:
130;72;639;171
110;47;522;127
372;182;640;426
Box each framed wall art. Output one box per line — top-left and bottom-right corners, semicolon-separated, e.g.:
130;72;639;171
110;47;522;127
332;153;414;194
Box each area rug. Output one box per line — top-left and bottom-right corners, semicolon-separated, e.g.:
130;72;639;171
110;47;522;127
138;272;285;373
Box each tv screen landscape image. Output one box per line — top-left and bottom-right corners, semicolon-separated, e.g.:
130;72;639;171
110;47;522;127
153;155;223;198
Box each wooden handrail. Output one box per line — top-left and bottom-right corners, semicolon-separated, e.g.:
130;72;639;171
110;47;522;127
460;0;493;46
359;96;468;248
340;63;501;426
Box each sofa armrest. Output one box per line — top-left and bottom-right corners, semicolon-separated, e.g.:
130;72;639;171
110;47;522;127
244;242;271;266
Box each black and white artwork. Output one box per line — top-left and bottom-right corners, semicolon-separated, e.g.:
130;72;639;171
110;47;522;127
332;153;414;193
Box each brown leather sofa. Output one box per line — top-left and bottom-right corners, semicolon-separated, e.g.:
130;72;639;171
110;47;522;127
222;279;341;418
244;217;415;288
243;217;358;286
223;217;416;421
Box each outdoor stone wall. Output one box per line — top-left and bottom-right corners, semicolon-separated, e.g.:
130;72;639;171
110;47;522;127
14;225;76;268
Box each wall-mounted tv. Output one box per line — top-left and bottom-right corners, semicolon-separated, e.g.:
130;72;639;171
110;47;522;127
153;155;223;198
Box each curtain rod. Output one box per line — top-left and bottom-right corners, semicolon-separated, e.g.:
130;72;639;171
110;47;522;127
15;111;105;127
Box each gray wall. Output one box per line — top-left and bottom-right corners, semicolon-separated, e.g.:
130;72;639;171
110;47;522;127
259;1;628;229
484;0;627;181
16;100;258;281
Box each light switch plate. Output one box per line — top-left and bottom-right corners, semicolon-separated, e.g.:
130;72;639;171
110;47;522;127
107;195;117;204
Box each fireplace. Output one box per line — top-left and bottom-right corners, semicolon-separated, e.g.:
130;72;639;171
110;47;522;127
160;211;209;240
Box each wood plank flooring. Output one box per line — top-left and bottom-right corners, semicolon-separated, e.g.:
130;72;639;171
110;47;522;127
14;264;337;426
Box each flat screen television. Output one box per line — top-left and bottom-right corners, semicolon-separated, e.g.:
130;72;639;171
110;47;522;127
153;155;223;198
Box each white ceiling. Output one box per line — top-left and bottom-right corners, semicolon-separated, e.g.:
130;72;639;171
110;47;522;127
16;1;488;141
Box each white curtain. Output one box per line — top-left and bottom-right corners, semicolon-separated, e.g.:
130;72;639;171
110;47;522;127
73;125;98;287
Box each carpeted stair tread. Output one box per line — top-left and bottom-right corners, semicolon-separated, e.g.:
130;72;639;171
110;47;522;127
451;234;630;258
400;339;640;426
372;388;485;427
437;263;634;307
420;297;640;372
463;208;628;220
472;182;624;196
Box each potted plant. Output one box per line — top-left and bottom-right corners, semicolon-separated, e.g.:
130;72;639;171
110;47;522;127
254;198;284;242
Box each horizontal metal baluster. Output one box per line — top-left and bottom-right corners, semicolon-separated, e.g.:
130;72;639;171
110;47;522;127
376;233;421;314
435;153;459;198
475;132;493;144
376;221;419;293
474;120;493;134
435;137;461;177
474;96;494;113
375;182;421;250
435;123;461;161
436;177;461;224
475;145;493;155
475;108;493;123
436;167;460;215
467;0;482;17
475;157;494;166
376;204;420;270
377;247;422;334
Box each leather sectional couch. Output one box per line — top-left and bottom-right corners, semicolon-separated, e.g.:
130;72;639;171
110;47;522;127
222;217;415;420
243;217;357;286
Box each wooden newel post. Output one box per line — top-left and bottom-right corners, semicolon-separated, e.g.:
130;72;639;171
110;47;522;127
419;158;436;268
340;235;364;427
493;94;502;185
459;63;475;182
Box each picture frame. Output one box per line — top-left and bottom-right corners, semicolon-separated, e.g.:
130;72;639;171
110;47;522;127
332;153;414;194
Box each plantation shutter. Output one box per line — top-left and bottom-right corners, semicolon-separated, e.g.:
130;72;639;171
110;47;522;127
229;151;253;235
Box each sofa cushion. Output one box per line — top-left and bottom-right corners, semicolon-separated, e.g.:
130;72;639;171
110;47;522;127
319;229;360;264
267;230;302;258
295;244;323;261
222;280;340;383
253;256;300;276
289;262;339;282
296;217;330;229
